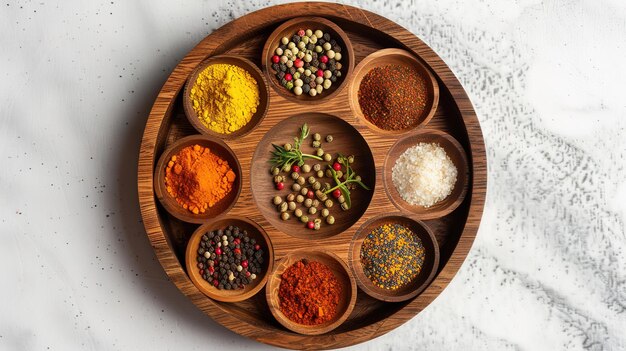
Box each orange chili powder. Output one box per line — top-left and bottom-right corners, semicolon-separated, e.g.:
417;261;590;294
278;259;341;325
164;144;236;214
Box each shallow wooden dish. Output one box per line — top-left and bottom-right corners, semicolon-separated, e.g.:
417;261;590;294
349;48;440;134
138;3;486;349
250;112;375;239
183;55;270;140
348;214;440;302
266;250;356;335
261;16;354;104
185;216;274;302
153;135;242;224
383;129;469;220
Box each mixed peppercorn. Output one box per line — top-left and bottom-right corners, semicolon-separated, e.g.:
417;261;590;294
195;225;264;290
269;124;369;231
271;29;344;96
360;223;425;290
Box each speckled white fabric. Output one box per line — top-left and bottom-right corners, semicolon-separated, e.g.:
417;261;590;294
1;0;625;350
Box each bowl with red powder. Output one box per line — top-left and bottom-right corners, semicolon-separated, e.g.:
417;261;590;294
265;249;356;335
348;48;440;134
154;135;242;223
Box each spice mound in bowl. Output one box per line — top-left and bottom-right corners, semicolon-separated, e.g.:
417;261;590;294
195;225;264;291
391;142;457;208
358;64;428;131
165;144;236;214
185;216;274;302
270;29;344;97
189;63;260;135
278;259;341;325
360;223;425;290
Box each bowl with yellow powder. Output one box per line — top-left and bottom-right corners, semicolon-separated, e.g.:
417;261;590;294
154;135;242;223
183;55;269;139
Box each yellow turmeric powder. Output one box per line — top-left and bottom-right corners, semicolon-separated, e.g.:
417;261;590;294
190;63;260;134
164;144;236;214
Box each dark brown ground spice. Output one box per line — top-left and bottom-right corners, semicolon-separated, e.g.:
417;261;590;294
357;64;428;131
278;259;341;325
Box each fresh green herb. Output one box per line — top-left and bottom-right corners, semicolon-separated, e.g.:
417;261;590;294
324;154;370;209
270;124;323;169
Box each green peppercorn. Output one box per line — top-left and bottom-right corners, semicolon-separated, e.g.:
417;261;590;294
308;176;316;184
336;170;343;179
273;175;284;183
302;164;311;173
314;222;321;230
341;202;350;210
292;183;301;192
312;199;320;207
325;169;333;177
284;143;292;151
314;218;322;224
321;208;330;217
271;167;280;176
296;194;304;203
348;155;355;164
338;195;345;204
288;201;297;211
326;215;335;225
272;196;283;205
281;212;290;221
323;153;332;162
317;170;324;178
315;190;327;201
300;215;309;223
279;202;288;212
304;198;313;208
282;164;291;172
301;187;309;196
308;207;317;215
355;175;361;182
313;164;321;172
316;148;324;157
294;208;303;217
312;140;321;148
285;81;294;90
313;133;321;141
287;193;296;202
325;135;333;142
313;181;321;190
297;177;306;185
324;199;333;208
291;172;300;180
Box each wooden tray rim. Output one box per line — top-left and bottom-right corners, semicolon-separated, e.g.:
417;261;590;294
137;2;486;349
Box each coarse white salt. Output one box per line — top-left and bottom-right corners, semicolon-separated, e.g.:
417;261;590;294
392;143;457;207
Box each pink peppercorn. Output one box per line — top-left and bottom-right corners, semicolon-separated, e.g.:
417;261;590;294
285;73;293;81
316;69;324;77
320;55;328;64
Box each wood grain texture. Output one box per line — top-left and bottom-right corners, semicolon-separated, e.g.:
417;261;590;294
347;214;440;302
137;2;486;349
265;250;357;335
349;48;440;134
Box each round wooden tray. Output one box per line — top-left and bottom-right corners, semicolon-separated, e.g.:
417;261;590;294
137;2;486;350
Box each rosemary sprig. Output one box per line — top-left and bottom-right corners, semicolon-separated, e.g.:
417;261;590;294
324;154;370;209
269;123;323;170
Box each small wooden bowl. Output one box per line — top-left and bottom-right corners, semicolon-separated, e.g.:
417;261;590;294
261;17;354;104
266;249;357;335
185;216;274;302
154;135;242;223
183;55;269;139
349;48;440;134
383;129;469;220
348;214;440;302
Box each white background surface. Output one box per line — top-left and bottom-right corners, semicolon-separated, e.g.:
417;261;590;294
2;0;625;350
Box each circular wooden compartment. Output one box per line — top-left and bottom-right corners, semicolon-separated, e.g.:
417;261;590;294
138;3;486;350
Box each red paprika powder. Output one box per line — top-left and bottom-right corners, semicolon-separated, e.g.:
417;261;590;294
278;259;341;325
